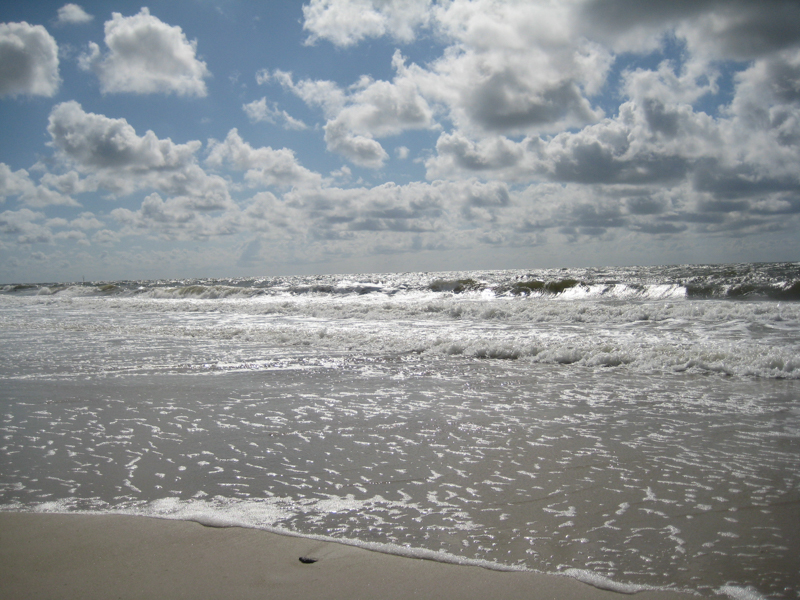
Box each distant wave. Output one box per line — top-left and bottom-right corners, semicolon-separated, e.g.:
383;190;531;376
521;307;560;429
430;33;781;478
4;261;798;302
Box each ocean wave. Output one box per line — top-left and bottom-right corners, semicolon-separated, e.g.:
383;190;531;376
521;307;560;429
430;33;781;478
4;294;796;379
3;262;798;302
2;263;798;381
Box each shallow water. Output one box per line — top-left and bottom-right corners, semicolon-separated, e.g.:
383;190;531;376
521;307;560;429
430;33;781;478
1;264;799;597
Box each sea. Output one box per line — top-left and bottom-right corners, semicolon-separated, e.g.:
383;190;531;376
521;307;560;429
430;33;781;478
1;262;798;598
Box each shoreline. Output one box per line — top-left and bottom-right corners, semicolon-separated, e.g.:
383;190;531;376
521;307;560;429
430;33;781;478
0;512;700;600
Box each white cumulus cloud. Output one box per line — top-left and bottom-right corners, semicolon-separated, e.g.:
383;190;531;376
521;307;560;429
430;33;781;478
0;163;78;208
579;0;800;59
272;52;434;168
0;21;60;97
111;192;241;241
206;129;322;188
324;121;389;169
303;0;432;47
243;98;307;130
56;4;93;25
47;101;231;209
0;208;53;244
419;0;610;135
79;8;210;97
296;1;610;146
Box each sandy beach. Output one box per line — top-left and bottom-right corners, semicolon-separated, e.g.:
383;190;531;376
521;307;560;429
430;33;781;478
0;513;702;600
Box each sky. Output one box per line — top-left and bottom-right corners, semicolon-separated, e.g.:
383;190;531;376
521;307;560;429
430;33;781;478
1;0;800;283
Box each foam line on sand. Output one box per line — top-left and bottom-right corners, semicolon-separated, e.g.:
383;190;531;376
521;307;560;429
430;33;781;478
0;513;699;600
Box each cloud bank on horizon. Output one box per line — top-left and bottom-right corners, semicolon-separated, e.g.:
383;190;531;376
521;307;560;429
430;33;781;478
1;0;799;282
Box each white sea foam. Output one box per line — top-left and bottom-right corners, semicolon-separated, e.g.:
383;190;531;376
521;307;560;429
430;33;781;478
2;281;798;379
717;585;768;600
561;568;654;594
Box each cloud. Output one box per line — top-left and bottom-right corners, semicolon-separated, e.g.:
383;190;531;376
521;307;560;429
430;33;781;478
79;8;210;96
0;163;30;201
276;178;512;245
270;69;347;116
236;237;263;268
323;121;389;168
579;0;800;59
6;0;800;272
56;4;93;25
39;170;99;196
539;110;696;186
54;229;89;245
68;212;104;230
272;71;382;165
206;129;322;188
421;40;800;243
425;132;529;180
111;192;240;241
296;0;799;148
274;52;435;167
46;213;102;247
428;48;800;194
303;0;432;47
0;163;78;208
420;1;610;135
47;101;231;208
241;192;307;239
0;208;53;244
0;21;60;97
622;58;720;109
297;1;610;143
727;49;800;139
48;101;200;172
243;97;307;130
332;53;436;137
678;1;800;59
92;229;119;245
92;176;509;259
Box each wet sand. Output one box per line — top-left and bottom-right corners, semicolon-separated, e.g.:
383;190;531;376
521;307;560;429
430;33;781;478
0;512;700;600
